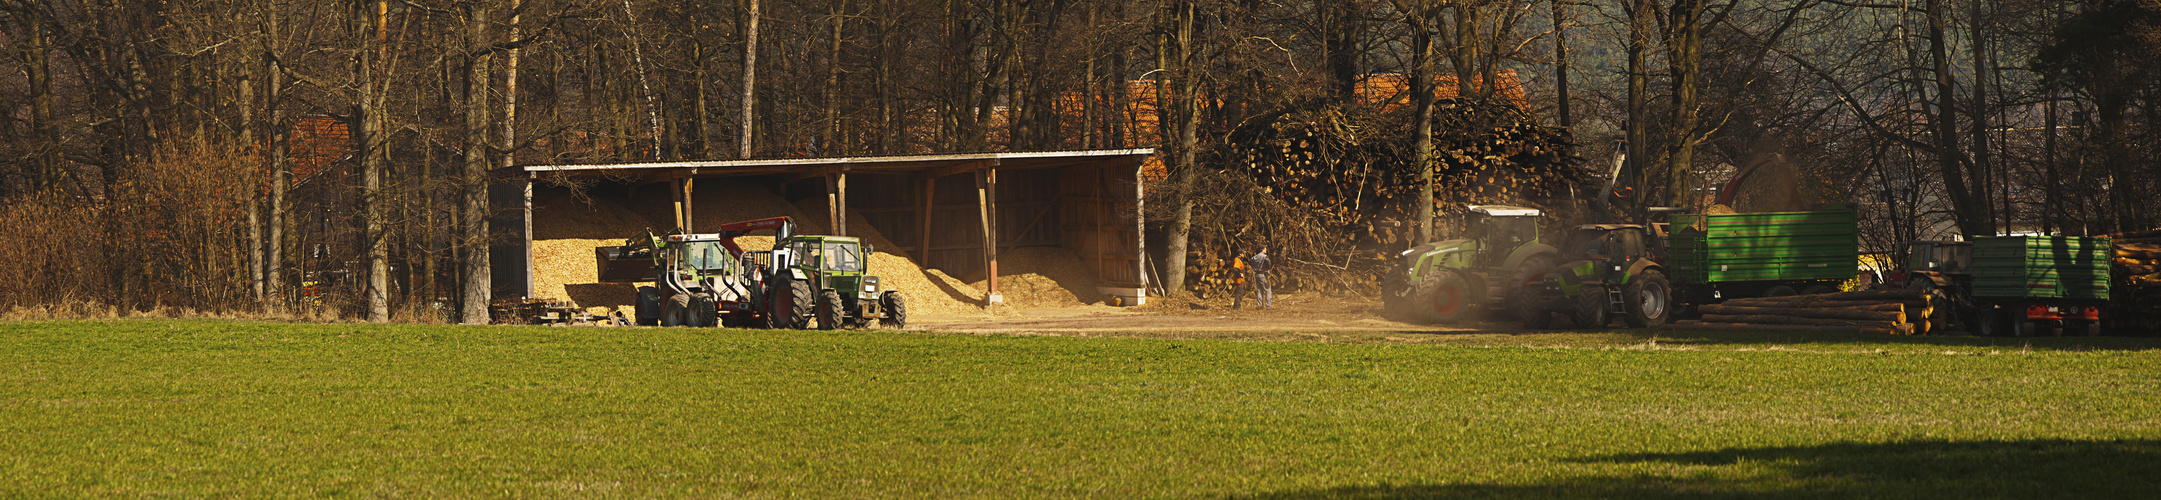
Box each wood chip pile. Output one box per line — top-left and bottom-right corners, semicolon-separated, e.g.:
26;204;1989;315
530;181;1120;319
1668;289;1935;335
967;246;1107;308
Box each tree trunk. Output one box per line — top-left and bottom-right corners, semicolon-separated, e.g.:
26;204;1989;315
461;1;496;324
361;0;392;322
1407;5;1437;245
1664;0;1706;207
1927;0;1988;237
1162;0;1199;294
741;0;761;158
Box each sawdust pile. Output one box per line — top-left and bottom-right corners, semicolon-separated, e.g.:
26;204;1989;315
529;182;991;318
967;246;1107;308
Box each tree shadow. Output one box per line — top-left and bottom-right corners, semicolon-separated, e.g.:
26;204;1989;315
1240;439;2161;499
1631;328;2161;352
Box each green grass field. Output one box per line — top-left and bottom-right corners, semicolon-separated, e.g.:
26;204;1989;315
4;319;2159;497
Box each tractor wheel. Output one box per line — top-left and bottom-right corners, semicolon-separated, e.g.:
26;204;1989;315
1412;269;1475;324
634;286;661;326
1508;255;1557;320
1622;270;1672;328
690;293;716;327
1517;296;1554;329
1569;288;1610;329
785;278;815;330
663;292;691;327
1801;284;1838;296
880;291;909;329
816;289;844;330
1763;285;1799;298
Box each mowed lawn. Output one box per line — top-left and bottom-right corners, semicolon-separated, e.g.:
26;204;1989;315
4;319;2160;497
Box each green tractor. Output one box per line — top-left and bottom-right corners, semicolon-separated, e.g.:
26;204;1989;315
765;234;908;330
1382;205;1560;323
1516;224;1675;329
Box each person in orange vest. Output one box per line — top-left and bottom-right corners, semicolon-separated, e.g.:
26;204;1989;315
1231;247;1250;309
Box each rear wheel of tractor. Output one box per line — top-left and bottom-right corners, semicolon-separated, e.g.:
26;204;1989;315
1763;285;1799;298
1508;255;1557;320
1801;284;1838;296
1623;270;1672;328
785;278;814;330
880;291;909;329
1413;269;1476;323
816;289;844;330
663;292;691;327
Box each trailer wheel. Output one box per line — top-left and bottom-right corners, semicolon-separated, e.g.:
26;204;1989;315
816;289;844;330
1763;285;1799;297
1623;270;1672;328
1801;284;1838;295
880;291;909;329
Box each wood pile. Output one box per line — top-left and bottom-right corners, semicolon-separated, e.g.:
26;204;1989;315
1668;289;1936;335
2113;230;2161;282
2110;229;2161;332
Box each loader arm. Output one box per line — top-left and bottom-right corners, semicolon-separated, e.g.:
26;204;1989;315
712;216;795;256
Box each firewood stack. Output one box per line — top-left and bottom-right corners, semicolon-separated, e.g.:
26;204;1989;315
2110;229;2161;332
1668;290;1935;335
2114;230;2161;284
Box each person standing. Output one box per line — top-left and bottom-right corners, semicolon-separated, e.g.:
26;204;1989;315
1249;244;1273;309
1230;247;1250;309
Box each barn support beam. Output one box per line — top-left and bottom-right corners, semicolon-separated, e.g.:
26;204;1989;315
917;175;935;264
978;161;1002;304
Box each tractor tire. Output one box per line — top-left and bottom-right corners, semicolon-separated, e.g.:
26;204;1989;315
1412;269;1476;324
1518;296;1554;329
785;278;815;330
1801;284;1838;296
1507;255;1557;320
663;292;691;327
816;289;844;330
1622;270;1672;328
635;286;661;326
1380;270;1415;321
690;293;716;327
1763;285;1799;298
880;291;909;329
1570;288;1610;329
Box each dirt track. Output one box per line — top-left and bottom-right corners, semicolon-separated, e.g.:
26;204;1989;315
909;291;1515;339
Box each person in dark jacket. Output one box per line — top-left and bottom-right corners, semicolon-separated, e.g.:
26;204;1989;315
1249;244;1273;309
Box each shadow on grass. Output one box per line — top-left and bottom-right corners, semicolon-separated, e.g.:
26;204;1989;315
1241;439;2161;499
1631;328;2161;352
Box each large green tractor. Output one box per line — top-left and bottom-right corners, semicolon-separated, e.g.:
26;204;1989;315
1516;224;1674;329
1382;205;1560;323
770;235;908;330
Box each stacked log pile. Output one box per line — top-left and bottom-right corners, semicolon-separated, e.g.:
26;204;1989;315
1669;290;1935;335
2110;229;2161;332
2114;230;2161;283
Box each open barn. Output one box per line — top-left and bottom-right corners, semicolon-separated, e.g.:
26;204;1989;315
486;150;1155;317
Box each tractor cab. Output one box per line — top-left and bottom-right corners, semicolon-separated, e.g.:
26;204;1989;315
1462;205;1543;268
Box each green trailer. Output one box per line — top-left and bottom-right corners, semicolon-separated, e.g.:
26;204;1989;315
1965;235;2112;336
1668;207;1859;304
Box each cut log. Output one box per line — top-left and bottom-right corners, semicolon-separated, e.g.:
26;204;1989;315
2106;228;2161;239
1715;297;1905;310
1666;322;1913;335
1701;313;1907;326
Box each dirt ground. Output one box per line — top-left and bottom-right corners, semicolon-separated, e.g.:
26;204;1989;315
910;291;1529;343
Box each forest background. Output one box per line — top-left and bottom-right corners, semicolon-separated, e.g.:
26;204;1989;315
0;0;2155;323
